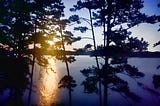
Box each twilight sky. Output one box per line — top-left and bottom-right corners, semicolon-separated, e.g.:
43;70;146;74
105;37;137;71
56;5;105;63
63;0;160;51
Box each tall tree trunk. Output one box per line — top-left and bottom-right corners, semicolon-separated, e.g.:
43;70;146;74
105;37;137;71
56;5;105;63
103;84;108;106
99;80;102;106
103;19;106;48
88;8;102;106
59;26;72;106
27;24;36;106
105;0;112;65
69;87;72;106
103;1;112;106
88;8;100;70
18;34;21;58
27;51;35;106
60;26;70;76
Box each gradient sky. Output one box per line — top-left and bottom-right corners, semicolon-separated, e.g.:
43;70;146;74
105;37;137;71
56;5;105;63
63;0;160;51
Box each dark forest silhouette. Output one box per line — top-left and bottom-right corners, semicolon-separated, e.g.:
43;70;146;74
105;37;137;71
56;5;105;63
152;3;160;89
0;0;160;106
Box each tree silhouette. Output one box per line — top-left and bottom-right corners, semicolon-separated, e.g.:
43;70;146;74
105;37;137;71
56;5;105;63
0;0;159;106
25;1;67;105
153;3;160;48
0;1;34;105
55;19;79;106
89;0;151;64
73;0;157;105
0;54;30;106
152;2;160;89
70;0;102;70
0;0;74;105
0;0;33;57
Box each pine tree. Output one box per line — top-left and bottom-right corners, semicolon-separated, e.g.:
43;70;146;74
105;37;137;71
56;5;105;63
74;0;152;105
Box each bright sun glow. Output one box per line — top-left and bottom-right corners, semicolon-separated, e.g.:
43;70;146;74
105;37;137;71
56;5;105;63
47;40;54;46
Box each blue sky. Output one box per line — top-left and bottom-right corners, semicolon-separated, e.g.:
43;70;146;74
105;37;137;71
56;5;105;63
63;0;160;51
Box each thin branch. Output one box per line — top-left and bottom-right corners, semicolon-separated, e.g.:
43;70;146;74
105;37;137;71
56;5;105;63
79;17;91;25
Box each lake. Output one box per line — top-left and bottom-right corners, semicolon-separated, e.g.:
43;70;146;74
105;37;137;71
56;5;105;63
26;56;160;106
0;56;160;106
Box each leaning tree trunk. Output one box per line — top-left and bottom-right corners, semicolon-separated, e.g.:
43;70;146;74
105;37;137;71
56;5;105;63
88;7;102;106
88;8;100;70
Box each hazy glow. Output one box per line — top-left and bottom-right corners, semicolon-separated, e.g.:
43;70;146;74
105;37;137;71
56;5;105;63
38;57;58;106
47;40;55;46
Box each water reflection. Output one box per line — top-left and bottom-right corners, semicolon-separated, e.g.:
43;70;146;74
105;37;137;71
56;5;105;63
1;55;160;106
38;57;58;106
51;56;160;106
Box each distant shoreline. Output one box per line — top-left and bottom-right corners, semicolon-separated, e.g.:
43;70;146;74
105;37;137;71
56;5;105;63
124;52;160;58
63;51;160;58
1;49;160;58
72;51;160;58
90;51;160;58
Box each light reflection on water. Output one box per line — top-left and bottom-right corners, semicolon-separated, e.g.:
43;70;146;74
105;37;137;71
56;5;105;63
31;56;160;106
38;57;58;106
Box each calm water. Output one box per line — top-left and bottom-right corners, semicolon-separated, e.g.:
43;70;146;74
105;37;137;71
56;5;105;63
27;56;160;106
1;56;160;106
